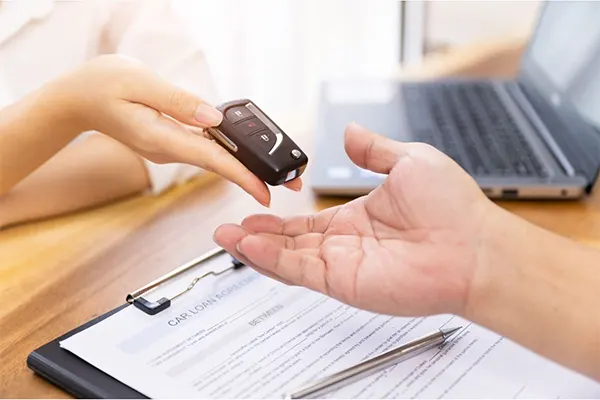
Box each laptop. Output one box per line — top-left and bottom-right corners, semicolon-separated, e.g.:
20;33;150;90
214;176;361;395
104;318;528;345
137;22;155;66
311;1;600;199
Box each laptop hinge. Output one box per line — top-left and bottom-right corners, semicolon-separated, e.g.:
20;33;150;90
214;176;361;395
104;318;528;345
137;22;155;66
514;81;600;186
506;83;576;177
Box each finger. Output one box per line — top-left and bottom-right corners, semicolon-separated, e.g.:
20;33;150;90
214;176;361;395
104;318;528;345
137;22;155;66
215;223;321;259
188;122;303;193
344;122;409;174
129;110;271;206
125;68;223;128
248;232;323;252
283;178;303;192
241;207;342;236
176;136;271;206
215;223;285;252
213;224;293;285
214;223;250;254
184;120;303;193
240;214;284;235
288;233;324;251
237;234;328;294
182;123;208;137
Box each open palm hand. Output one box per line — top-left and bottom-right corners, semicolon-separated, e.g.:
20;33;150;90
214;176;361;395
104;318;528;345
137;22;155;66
215;123;495;317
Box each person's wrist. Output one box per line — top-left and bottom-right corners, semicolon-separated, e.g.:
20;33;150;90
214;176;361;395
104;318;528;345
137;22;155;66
461;204;532;322
39;74;91;134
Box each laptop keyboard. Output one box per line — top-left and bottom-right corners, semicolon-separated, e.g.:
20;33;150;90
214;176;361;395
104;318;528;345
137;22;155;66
403;83;548;177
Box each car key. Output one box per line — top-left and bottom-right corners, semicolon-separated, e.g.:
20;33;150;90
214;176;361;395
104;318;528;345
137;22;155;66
204;99;308;186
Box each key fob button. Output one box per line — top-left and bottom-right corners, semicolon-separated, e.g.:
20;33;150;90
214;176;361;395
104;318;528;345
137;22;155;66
291;149;302;159
225;106;254;124
251;130;276;152
237;117;267;135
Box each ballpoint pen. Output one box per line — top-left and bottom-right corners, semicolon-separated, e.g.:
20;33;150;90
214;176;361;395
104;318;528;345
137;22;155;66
286;326;462;399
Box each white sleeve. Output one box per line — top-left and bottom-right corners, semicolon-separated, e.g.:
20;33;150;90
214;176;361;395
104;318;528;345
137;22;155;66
98;0;220;195
142;161;202;195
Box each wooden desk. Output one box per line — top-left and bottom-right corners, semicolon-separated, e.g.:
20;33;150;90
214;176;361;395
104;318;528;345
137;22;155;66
1;37;599;398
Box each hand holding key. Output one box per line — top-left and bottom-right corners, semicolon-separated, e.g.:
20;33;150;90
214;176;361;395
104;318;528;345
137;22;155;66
47;57;303;206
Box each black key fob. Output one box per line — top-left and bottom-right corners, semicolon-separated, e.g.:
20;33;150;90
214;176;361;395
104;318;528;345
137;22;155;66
205;99;308;186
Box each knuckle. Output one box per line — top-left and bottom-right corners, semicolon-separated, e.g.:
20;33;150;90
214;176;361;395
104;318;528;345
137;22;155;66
133;133;161;156
198;148;217;169
285;236;295;250
204;144;234;172
168;90;194;117
87;55;145;97
362;135;378;169
307;215;315;233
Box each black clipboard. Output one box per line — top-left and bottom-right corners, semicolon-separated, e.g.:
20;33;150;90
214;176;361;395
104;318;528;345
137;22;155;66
27;304;146;399
27;248;244;399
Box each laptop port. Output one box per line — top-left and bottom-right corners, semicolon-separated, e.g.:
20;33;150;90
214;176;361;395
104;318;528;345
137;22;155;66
502;188;519;197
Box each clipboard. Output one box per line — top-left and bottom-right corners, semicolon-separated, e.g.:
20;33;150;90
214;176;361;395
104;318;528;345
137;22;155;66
26;246;600;399
27;247;245;399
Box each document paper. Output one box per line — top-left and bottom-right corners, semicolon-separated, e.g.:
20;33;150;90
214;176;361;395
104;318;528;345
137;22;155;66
61;262;600;398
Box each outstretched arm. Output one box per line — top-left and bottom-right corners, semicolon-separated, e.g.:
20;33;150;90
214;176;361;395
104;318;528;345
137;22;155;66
1;55;295;228
215;123;600;382
0;83;81;196
469;206;600;381
0;0;219;228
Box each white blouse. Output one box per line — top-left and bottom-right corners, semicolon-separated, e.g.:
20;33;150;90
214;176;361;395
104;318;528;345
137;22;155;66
0;0;219;194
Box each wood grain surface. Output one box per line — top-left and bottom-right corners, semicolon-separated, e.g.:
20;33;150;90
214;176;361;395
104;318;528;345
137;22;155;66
2;36;599;398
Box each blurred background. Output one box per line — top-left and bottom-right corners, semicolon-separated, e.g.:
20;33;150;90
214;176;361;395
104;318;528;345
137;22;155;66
171;0;542;117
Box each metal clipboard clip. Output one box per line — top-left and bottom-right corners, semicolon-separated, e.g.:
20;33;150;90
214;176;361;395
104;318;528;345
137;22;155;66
126;247;245;316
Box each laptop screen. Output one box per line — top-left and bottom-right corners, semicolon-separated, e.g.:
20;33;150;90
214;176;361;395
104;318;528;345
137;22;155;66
526;2;600;128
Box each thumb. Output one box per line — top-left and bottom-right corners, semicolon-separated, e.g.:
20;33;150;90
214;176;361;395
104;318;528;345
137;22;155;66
344;122;409;174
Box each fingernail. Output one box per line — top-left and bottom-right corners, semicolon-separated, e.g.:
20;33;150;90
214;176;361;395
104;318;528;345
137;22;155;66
258;194;271;208
212;231;222;245
236;237;249;255
195;103;223;126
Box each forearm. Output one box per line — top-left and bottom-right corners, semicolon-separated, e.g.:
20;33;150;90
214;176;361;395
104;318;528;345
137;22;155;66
0;134;149;228
466;207;600;381
0;83;80;195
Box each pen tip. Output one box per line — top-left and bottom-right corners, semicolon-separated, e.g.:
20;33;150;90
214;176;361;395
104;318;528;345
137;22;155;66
440;326;462;338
